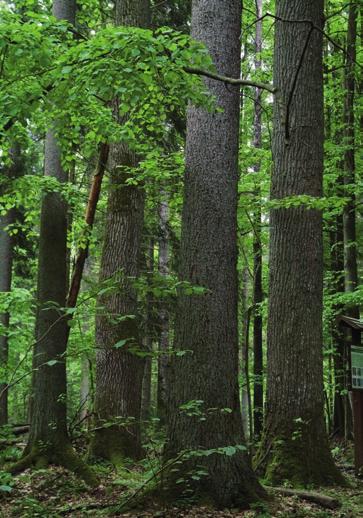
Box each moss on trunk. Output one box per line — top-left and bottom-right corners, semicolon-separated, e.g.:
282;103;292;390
9;441;98;487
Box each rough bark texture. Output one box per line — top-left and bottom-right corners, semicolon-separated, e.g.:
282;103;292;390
164;0;266;508
12;1;96;486
0;146;23;425
257;0;344;486
91;0;150;463
157;197;170;423
252;0;264;441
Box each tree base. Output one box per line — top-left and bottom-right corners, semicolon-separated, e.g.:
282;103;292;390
89;425;143;466
256;435;347;488
158;451;269;509
8;442;98;487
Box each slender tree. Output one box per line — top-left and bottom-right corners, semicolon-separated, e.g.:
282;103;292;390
165;0;266;507
257;0;344;485
90;0;150;463
10;0;96;484
157;197;170;422
0;144;23;425
343;4;359;315
252;0;264;441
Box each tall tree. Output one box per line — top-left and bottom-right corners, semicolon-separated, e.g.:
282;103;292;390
90;0;150;463
10;0;96;485
343;4;359;316
252;0;264;441
157;197;170;422
165;0;266;507
257;0;344;485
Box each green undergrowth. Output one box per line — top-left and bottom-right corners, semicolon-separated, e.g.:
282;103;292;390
0;437;362;517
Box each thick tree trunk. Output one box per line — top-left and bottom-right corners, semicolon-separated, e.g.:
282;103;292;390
10;1;96;486
164;0;266;507
0;146;23;426
257;0;344;486
252;0;264;441
157;197;170;423
90;0;150;463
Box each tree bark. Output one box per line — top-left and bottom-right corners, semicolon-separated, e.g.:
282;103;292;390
90;0;150;463
252;0;264;441
257;0;344;486
164;0;266;507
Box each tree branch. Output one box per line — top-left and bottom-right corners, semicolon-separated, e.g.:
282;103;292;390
184;66;277;94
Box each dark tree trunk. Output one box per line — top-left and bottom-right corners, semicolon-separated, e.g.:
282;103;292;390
157;197;170;423
330;221;351;439
252;0;264;441
90;0;150;463
257;0;344;486
343;4;358;316
10;1;96;486
0;145;23;426
240;267;251;440
164;0;266;507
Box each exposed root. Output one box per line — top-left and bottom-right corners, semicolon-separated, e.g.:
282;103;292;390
7;444;98;487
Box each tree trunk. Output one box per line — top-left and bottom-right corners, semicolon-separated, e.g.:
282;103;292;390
257;0;344;486
343;4;358;316
164;0;266;507
0;145;23;426
157;197;170;423
141;240;155;422
252;0;264;441
90;0;150;463
10;1;96;486
241;267;251;441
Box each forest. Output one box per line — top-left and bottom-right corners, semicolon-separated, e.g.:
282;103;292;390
0;0;362;516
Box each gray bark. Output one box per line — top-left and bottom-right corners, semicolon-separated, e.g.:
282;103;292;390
165;0;265;507
91;0;150;462
257;0;343;485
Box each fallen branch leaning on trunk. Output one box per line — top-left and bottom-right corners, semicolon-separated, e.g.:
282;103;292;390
271;487;341;510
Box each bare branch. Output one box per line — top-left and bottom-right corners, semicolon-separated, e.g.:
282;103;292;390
184;66;277;94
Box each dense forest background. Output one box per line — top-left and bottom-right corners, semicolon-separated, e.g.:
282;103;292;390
0;0;362;516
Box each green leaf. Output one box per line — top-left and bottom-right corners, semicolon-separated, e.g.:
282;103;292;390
0;485;13;493
114;339;129;349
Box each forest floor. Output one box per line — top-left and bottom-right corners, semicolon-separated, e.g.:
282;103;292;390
0;441;362;518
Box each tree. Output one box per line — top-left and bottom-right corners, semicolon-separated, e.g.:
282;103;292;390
157;196;170;422
343;3;359;314
257;0;344;485
164;0;266;507
90;0;150;463
0;144;23;426
9;0;96;485
252;0;264;441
